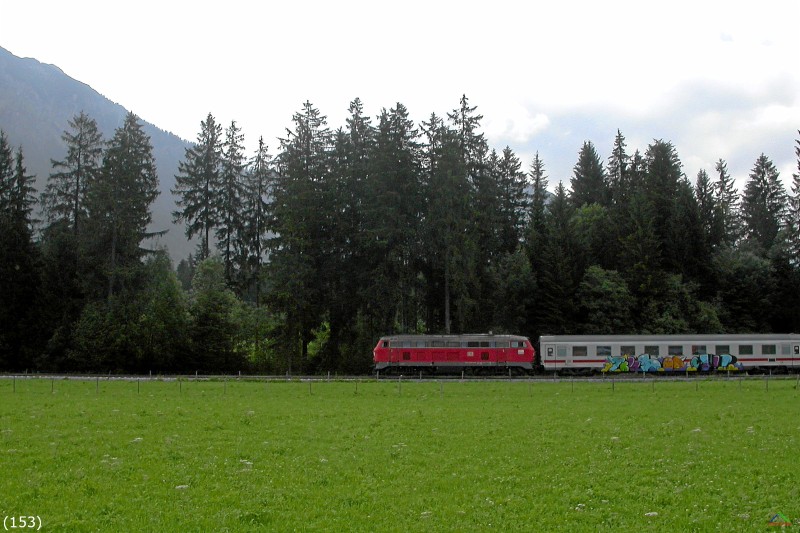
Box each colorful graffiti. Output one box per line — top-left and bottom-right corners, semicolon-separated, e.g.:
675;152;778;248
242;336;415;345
601;353;743;372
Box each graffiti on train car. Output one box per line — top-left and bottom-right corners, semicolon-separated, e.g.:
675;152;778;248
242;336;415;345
601;353;744;372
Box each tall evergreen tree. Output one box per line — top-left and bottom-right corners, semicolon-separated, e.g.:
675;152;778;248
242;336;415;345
216;120;247;285
536;182;578;333
10;147;38;230
695;169;719;249
421;117;476;333
172;113;223;260
607;130;630;206
527;152;549;242
88;111;159;299
644;139;684;271
570;140;607;207
241;137;274;305
447;94;488;180
670;175;708;283
42;111;104;236
606;131;633;272
495;146;529;254
714;158;740;247
0;131;15;214
526;152;549;280
365;103;422;334
270;101;331;372
741;153;787;254
0;138;41;370
321;98;377;369
619;190;663;330
786;134;800;263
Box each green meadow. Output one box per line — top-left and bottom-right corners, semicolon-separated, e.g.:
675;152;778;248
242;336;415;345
1;377;798;531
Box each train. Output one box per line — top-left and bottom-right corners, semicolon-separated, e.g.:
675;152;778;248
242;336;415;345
372;333;535;375
539;333;800;374
373;333;800;375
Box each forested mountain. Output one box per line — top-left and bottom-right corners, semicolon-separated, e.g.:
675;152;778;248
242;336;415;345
0;46;191;258
1;46;799;375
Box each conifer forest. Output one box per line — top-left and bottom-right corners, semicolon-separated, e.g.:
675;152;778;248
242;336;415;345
2;96;800;374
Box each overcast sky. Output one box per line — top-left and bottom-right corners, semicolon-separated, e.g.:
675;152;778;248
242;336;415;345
2;0;799;190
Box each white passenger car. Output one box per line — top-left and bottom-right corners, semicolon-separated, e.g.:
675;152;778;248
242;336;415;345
539;334;800;374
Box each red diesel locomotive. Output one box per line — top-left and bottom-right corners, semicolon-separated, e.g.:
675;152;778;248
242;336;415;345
373;333;535;375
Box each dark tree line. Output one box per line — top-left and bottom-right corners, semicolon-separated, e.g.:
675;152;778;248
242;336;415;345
1;100;799;374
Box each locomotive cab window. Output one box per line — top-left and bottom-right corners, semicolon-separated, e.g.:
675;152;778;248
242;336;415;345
415;340;427;348
496;341;510;348
511;341;525;348
382;341;389;348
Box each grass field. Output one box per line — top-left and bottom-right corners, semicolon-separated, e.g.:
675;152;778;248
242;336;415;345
1;376;798;531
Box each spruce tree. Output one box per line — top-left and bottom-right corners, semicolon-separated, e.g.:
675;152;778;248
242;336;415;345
606;130;630;207
320;99;378;369
447;94;488;181
536;182;578;333
241;137;274;305
495;146;529;255
786;134;800;263
42;111;104;236
421;117;476;333
172;113;223;260
216;120;247;285
526;152;549;274
368;103;422;334
644;139;684;271
89;112;159;299
606;131;632;272
741;153;787;254
0;132;15;214
570;140;607;207
695;168;719;248
619;190;662;330
0;138;41;370
270;101;331;371
714;158;740;247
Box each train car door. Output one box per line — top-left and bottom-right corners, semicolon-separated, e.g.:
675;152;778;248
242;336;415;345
794;343;800;370
494;342;506;364
543;343;566;370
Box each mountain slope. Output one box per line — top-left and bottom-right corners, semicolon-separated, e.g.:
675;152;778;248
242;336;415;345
0;45;192;259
